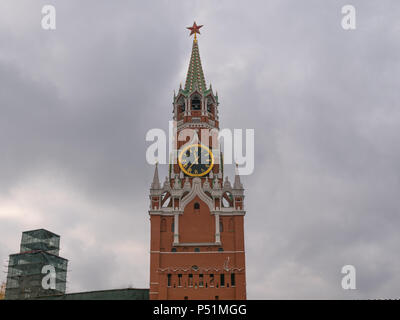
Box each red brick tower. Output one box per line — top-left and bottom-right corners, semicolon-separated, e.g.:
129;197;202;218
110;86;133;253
149;23;246;300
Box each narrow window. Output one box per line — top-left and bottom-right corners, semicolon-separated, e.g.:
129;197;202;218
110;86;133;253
194;202;200;210
171;221;175;233
199;274;204;287
209;274;214;287
194;248;200;252
218;247;224;252
188;274;193;287
191;97;201;110
231;273;236;287
215;296;219;300
220;274;225;287
178;274;182;287
219;220;223;232
184;296;188;300
177;97;185;114
167;274;171;287
171;248;177;252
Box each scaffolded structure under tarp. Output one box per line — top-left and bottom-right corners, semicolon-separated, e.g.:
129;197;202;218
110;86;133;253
5;229;68;300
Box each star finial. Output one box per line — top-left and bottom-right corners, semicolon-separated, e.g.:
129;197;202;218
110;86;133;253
187;22;203;42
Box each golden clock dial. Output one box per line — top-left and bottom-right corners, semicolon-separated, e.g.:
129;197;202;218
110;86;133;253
178;144;214;177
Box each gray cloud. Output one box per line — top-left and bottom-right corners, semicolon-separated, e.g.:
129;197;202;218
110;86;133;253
1;0;399;298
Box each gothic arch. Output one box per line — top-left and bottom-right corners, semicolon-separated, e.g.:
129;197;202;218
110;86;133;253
222;191;233;208
161;191;172;208
177;96;185;113
180;178;214;212
190;92;202;111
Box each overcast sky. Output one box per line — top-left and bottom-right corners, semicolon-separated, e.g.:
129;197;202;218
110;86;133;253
1;0;399;299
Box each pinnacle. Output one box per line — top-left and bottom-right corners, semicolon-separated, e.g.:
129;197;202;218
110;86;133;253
234;164;244;189
151;163;161;189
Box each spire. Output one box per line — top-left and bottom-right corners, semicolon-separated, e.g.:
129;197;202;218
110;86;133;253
185;23;207;93
151;163;160;189
234;163;244;189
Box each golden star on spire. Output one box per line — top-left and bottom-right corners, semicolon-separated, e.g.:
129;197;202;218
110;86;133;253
187;22;203;42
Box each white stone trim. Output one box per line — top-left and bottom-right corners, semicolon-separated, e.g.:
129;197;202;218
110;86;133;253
150;251;245;254
149;211;180;216
179;177;214;212
173;213;179;244
215;214;221;243
211;211;246;216
177;122;216;131
173;242;221;247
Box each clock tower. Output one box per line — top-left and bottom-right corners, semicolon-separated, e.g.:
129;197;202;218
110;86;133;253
148;23;246;300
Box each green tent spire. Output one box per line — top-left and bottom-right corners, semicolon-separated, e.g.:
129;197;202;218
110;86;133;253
184;38;207;93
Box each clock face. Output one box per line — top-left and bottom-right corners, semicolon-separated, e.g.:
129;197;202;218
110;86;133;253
178;144;214;177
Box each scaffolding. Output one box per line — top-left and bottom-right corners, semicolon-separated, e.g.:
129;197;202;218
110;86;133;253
5;229;68;300
20;229;61;255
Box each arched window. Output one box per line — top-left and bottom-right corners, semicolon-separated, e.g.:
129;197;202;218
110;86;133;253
160;218;167;232
191;96;201;110
177;97;185;113
222;192;233;208
161;192;172;208
194;202;200;210
207;98;213;113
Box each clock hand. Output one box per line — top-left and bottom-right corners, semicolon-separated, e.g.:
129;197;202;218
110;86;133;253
194;153;200;164
188;154;199;170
